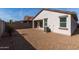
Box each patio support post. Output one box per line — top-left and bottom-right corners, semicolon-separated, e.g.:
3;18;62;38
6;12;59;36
32;20;34;28
43;19;44;28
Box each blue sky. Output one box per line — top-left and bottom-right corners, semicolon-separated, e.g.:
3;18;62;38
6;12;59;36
0;8;79;22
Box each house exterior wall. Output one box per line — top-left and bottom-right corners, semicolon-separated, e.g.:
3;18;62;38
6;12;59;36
71;16;77;35
33;10;76;36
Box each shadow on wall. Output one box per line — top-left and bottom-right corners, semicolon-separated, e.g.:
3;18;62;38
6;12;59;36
72;27;79;36
0;28;36;50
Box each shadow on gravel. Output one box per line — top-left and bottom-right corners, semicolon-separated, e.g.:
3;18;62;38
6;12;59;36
0;29;36;50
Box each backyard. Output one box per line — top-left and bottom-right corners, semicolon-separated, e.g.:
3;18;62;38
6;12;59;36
1;27;79;50
17;28;79;50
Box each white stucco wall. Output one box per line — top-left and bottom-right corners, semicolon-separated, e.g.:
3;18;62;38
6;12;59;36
33;10;74;36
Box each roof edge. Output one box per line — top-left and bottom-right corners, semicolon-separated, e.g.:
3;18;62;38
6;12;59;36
33;9;78;21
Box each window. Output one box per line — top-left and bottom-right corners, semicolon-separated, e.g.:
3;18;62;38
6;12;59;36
60;17;67;27
44;18;48;27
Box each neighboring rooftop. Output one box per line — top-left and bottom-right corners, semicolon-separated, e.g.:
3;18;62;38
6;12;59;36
24;16;34;21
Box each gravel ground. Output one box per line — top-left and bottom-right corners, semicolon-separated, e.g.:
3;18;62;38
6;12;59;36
0;30;35;50
17;28;79;50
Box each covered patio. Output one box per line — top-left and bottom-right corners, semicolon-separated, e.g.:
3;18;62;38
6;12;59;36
33;20;43;28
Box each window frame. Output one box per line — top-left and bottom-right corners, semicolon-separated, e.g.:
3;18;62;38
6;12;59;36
44;18;48;27
59;16;67;28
